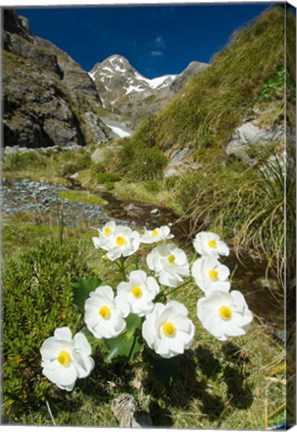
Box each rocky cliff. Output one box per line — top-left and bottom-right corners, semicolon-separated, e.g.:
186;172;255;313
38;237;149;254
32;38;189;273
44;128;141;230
3;9;113;149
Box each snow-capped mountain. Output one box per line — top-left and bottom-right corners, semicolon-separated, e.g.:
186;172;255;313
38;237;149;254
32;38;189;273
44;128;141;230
89;55;177;124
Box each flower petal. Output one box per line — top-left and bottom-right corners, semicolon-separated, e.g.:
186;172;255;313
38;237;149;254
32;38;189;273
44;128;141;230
54;327;72;342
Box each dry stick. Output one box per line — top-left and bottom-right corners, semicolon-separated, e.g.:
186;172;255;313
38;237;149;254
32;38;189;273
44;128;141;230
45;399;56;426
268;403;286;420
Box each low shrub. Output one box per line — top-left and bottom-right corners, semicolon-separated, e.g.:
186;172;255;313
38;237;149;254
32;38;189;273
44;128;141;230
2;239;91;419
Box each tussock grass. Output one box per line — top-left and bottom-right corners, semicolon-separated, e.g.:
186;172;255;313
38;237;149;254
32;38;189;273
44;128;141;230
177;157;286;286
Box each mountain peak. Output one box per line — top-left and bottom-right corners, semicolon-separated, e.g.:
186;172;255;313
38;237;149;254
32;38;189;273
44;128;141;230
89;54;207;123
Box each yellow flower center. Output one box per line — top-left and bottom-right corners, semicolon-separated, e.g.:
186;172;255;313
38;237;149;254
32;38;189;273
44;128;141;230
162;321;176;337
219;305;232;320
168;254;176;265
99;305;111;319
116;236;126;247
103;227;112;237
209;269;219;281
208;239;217;249
152;229;160;236
57;350;71;366
131;285;143;298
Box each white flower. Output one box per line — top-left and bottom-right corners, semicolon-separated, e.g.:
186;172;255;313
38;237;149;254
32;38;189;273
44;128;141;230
92;220;117;251
146;243;190;287
141;225;174;244
193;231;229;258
191;256;231;293
115;270;160;317
197;290;253;341
142;301;195;359
84;285;126;339
103;225;141;261
40;327;94;391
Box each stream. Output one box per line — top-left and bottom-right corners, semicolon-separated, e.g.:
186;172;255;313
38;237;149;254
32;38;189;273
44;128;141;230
2;178;284;338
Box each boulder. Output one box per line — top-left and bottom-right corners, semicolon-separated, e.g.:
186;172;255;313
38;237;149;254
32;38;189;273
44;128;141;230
225;121;284;163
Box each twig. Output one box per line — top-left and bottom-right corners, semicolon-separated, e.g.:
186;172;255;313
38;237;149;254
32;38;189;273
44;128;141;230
45;399;56;426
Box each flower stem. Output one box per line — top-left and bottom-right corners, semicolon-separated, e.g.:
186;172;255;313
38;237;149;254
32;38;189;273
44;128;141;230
164;279;191;298
127;332;138;364
115;256;127;280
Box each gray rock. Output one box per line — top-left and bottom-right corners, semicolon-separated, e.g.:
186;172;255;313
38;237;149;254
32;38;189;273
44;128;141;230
225;121;284;163
169;147;192;164
112;394;153;428
150;208;160;216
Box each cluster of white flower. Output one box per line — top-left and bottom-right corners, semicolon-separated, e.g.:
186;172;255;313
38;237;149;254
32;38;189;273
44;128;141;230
40;222;253;391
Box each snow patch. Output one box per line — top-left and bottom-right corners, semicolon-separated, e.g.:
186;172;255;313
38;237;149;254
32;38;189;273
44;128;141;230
114;64;126;74
88;71;96;80
104;121;131;138
102;66;114;73
126;84;146;95
148;75;176;89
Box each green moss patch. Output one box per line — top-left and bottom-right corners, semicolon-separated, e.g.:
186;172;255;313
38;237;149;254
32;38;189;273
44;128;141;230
57;190;107;206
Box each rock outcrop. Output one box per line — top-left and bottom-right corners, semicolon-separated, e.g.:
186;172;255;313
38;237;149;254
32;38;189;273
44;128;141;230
3;9;113;149
225;121;284;164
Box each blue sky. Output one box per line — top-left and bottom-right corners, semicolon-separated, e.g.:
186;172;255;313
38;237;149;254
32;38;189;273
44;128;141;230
18;3;278;78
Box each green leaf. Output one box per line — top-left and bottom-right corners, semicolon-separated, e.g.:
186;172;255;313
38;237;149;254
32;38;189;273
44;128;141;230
105;314;143;363
73;277;102;313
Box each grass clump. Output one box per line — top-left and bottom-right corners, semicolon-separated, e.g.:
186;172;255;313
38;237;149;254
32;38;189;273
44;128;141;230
59;152;92;177
116;138;167;181
3;151;48;171
96;172;122;184
177;157;286;285
2;239;91;420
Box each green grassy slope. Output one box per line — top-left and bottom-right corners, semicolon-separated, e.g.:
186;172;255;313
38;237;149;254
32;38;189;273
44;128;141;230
133;6;286;154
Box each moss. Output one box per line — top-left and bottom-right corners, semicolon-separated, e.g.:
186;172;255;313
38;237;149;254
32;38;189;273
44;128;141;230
56;190;107;206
